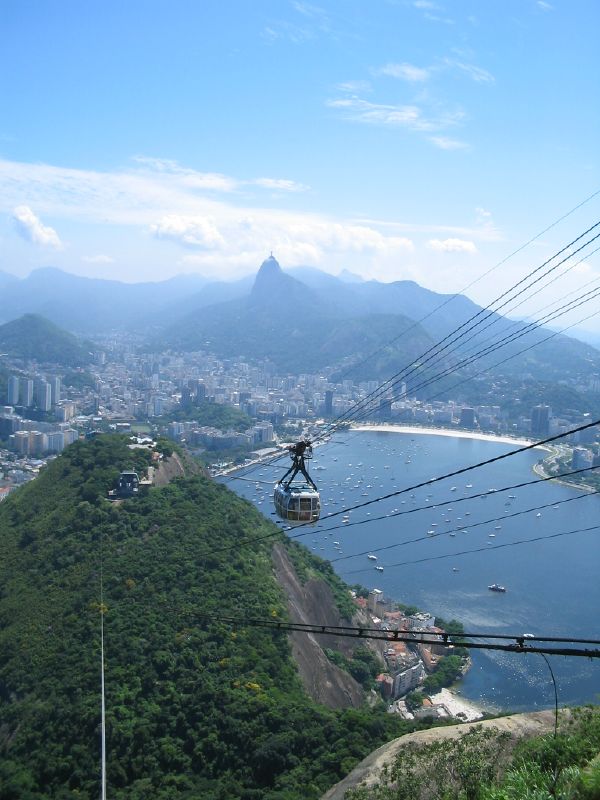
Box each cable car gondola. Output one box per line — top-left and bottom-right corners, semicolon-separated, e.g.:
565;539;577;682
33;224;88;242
274;440;321;524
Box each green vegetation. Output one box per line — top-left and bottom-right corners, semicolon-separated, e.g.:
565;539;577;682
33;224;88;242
0;314;92;366
423;655;465;694
162;400;253;432
62;369;97;390
0;435;427;799
346;707;600;800
325;646;382;691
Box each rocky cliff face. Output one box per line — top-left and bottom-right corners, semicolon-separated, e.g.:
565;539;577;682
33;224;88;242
272;542;365;709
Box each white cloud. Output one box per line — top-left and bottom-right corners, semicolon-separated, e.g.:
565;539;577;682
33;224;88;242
253;177;309;192
4;156;518;285
132;156;238;192
429;136;469;150
444;58;494;83
413;1;439;8
151;210;414;267
12;205;62;248
336;80;372;93
537;1;552;10
427;238;477;253
379;62;430;82
151;215;225;249
327;97;437;131
82;254;114;264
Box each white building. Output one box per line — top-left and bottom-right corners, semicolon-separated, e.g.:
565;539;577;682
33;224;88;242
393;661;426;698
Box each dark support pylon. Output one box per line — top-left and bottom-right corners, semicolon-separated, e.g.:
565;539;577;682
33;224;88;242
278;440;317;490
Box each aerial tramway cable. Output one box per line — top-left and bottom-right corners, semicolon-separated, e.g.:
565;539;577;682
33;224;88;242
190;612;600;659
342;522;600;576
317;225;600;437
345;284;600;426
221;213;600;485
200;423;599;559
328;188;600;389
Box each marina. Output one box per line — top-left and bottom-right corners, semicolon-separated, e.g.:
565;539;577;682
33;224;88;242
228;428;600;713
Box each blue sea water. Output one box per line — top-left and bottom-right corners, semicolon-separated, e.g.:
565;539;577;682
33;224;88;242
228;429;600;713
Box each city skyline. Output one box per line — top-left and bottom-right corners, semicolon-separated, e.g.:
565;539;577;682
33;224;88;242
1;1;599;332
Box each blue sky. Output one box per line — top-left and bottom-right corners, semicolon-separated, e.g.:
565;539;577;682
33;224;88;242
0;1;599;330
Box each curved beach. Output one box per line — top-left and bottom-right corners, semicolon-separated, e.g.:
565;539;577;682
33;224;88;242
352;423;537;449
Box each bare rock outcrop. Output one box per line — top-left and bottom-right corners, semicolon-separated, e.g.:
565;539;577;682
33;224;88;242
153;450;202;486
321;709;567;799
272;542;364;709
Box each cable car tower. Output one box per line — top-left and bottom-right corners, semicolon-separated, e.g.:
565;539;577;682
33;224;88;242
274;440;321;524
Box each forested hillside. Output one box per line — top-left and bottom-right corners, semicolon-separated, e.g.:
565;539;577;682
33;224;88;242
0;436;421;799
0;314;92;366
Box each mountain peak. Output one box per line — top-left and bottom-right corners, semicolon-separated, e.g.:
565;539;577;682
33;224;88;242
256;254;282;278
249;254;314;307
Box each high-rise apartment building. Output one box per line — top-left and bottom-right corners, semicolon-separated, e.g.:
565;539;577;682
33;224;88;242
37;381;52;412
7;376;20;406
531;405;551;438
22;379;34;407
50;376;61;405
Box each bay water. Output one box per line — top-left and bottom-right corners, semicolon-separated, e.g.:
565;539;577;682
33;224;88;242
229;429;600;713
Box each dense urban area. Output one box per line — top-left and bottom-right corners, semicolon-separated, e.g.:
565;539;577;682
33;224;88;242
2;332;600;502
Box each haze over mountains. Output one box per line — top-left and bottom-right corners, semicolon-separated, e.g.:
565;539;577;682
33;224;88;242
1;257;599;384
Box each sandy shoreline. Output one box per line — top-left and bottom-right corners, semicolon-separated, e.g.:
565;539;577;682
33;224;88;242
352;423;537;449
428;688;487;721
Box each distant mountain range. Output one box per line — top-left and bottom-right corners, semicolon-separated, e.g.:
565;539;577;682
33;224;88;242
1;260;598;384
0;267;210;333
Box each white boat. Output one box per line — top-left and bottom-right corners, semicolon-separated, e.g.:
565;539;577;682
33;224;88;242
367;554;378;561
375;565;384;572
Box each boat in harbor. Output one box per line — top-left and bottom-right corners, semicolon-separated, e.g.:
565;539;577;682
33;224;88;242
488;583;506;593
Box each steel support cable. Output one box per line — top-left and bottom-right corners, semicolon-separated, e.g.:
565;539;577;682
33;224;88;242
195;614;600;658
105;593;600;647
345;287;600;426
284;467;598;549
308;466;598;538
408;259;600;371
286;418;600;528
469;247;600;340
316;225;600;440
342;522;600;575
329;225;600;430
434;272;600;367
434;282;600;364
99;529;107;800
202;423;599;559
322;493;595;563
271;301;600;467
337;277;599;426
329;491;593;563
328;190;600;386
404;306;600;416
220;224;600;484
223;279;600;485
330;247;600;428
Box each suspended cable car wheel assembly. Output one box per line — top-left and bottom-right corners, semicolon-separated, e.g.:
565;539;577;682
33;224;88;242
274;440;321;524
